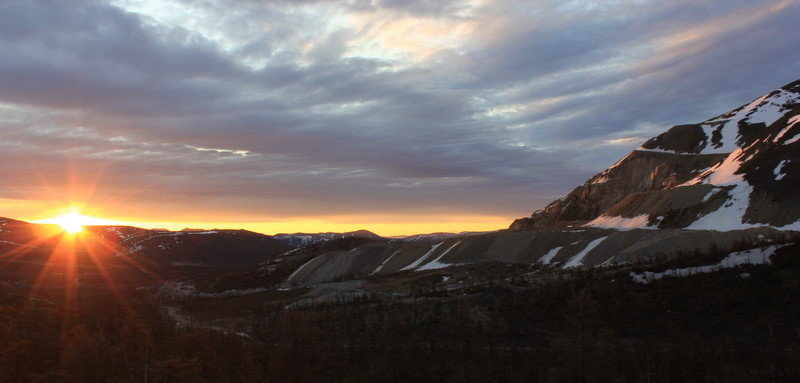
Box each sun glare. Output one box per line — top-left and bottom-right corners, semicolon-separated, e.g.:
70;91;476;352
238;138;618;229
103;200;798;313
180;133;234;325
37;210;116;234
52;212;86;234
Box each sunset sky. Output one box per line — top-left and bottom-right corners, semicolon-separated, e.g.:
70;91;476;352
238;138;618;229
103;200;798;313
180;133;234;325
1;0;799;236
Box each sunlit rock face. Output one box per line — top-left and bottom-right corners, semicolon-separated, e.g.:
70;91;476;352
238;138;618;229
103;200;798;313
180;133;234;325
511;79;800;232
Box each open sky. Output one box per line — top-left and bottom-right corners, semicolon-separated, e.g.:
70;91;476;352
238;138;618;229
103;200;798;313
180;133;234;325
1;0;799;236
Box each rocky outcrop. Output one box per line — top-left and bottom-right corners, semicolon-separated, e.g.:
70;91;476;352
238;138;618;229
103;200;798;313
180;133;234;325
509;151;728;230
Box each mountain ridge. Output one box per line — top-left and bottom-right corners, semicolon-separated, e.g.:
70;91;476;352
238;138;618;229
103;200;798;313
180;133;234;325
272;229;383;247
511;78;800;231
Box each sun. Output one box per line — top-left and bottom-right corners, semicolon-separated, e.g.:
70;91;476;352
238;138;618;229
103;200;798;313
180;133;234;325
51;212;87;234
36;209;117;234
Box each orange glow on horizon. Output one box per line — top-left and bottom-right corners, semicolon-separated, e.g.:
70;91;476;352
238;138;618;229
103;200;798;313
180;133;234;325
16;203;512;236
112;215;513;237
34;207;120;234
0;158;514;237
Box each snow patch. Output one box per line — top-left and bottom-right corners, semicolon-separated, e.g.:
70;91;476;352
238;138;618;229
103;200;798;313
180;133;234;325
774;160;789;180
371;249;401;275
706;147;746;184
400;242;444;271
562;236;609;269
683;149;800;231
683;148;771;231
745;90;798;126
585;214;655;230
702;188;719;202
774;115;800;143
287;258;318;281
687;183;753;231
539;246;563;264
688;89;800;155
630;245;787;284
417;241;463;271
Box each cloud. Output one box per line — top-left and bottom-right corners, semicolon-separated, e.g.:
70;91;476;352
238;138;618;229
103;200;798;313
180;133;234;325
0;0;798;230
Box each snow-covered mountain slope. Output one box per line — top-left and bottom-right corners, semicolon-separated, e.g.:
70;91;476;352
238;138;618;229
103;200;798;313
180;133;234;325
273;230;382;248
511;79;800;232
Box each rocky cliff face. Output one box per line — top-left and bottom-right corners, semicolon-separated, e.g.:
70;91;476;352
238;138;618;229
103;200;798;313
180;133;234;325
511;79;800;231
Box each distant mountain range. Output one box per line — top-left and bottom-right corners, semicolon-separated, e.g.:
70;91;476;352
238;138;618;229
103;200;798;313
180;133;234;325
273;230;382;247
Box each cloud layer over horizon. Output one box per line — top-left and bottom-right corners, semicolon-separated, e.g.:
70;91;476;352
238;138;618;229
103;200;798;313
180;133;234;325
1;0;799;233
